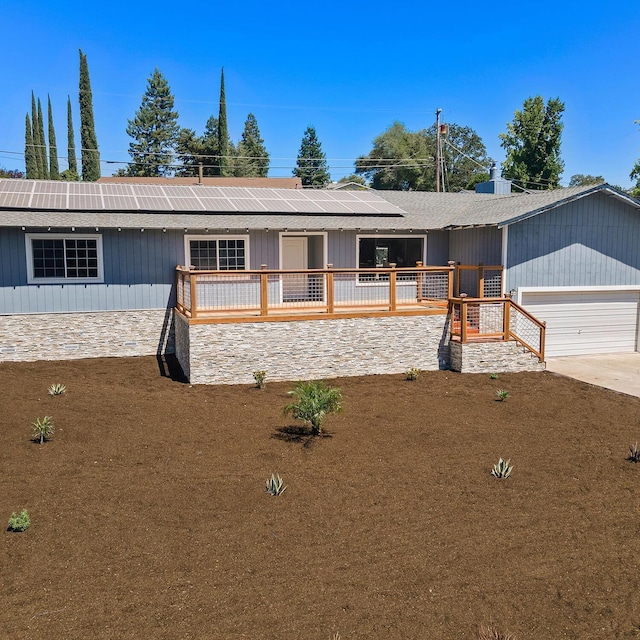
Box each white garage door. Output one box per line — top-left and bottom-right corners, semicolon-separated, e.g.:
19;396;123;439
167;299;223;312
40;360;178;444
520;289;640;357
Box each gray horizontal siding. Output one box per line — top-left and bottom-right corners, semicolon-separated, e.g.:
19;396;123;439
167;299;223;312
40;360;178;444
506;192;640;290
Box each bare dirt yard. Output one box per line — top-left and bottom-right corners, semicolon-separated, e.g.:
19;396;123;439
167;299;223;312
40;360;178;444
1;355;640;639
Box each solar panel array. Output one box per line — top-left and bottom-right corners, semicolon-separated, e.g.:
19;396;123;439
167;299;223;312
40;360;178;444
0;180;405;216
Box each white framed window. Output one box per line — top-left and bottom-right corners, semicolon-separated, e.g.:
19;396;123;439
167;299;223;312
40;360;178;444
356;234;426;281
26;233;104;284
184;235;250;270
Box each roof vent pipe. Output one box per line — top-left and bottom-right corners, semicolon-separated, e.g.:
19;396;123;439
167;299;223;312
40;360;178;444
198;162;203;185
489;163;499;181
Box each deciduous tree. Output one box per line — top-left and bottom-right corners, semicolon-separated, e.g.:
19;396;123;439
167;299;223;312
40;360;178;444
630;120;640;197
79;49;100;181
568;174;604;187
500;96;564;190
293;126;330;187
125;68;179;177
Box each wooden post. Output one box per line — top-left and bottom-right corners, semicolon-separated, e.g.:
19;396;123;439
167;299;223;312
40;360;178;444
540;320;546;361
189;270;198;319
478;262;485;298
447;261;455;300
455;261;461;298
503;298;510;341
389;263;397;312
416;261;423;301
260;264;268;316
460;293;468;342
326;264;334;314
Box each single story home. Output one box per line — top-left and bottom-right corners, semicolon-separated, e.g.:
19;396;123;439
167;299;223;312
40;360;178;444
0;177;638;382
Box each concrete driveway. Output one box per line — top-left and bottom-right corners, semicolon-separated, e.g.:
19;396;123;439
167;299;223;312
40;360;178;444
545;353;640;398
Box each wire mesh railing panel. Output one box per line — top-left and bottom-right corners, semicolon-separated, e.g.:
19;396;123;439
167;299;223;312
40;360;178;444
418;270;450;301
177;273;190;311
483;269;503;298
195;273;261;311
335;272;392;307
271;273;327;308
509;306;542;355
478;302;504;334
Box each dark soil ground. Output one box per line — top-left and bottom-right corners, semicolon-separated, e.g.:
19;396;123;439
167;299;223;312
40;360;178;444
1;355;640;640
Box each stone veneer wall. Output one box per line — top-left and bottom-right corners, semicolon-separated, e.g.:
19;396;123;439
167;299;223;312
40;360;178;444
449;340;545;373
0;309;174;362
177;314;450;385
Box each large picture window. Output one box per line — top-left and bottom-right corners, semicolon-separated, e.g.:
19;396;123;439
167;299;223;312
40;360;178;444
26;234;103;284
358;236;425;269
186;236;249;270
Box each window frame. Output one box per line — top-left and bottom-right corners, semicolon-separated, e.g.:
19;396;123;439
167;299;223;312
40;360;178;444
184;234;250;271
355;234;427;284
25;233;104;285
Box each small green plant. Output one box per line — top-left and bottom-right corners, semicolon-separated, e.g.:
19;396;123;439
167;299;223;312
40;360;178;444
495;389;509;402
31;416;54;444
478;626;516;640
7;509;30;532
489;373;498;380
405;367;420;381
253;370;267;389
284;380;342;435
48;383;66;396
628;442;640;463
491;458;513;479
265;473;287;496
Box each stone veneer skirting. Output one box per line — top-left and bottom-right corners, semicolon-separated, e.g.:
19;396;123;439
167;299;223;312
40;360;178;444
175;313;450;385
0;309;174;362
449;340;545;373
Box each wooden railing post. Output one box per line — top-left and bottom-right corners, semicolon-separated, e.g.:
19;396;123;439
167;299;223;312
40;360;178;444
416;261;423;302
455;262;461;297
389;263;397;311
503;298;511;341
447;261;455;299
460;293;468;342
189;270;198;319
260;264;268;316
478;262;485;298
326;264;334;314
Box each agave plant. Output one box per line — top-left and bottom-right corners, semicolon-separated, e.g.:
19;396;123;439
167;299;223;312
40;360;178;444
495;389;509;402
253;370;267;389
32;416;54;444
491;458;513;479
265;473;286;496
628;442;640;463
48;383;67;396
284;380;342;435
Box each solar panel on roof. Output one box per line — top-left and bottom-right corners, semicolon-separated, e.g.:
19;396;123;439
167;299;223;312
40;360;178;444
0;192;31;208
258;199;298;213
344;201;378;214
34;181;67;194
166;197;205;211
288;200;325;214
215;187;253;199
136;185;166;197
191;197;232;212
229;198;268;212
0;180;33;193
69;182;101;194
101;184;135;196
136;196;172;210
102;195;138;210
69;194;103;210
31;193;67;208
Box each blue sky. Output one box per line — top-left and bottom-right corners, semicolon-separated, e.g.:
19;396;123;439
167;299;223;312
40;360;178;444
2;0;639;188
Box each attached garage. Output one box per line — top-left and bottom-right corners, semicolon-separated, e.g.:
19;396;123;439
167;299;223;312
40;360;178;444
520;288;640;357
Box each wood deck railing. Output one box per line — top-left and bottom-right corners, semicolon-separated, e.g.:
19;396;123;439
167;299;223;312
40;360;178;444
176;263;455;321
449;296;546;361
454;263;504;298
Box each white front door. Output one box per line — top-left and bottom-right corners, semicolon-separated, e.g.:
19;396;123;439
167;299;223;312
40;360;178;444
281;236;309;301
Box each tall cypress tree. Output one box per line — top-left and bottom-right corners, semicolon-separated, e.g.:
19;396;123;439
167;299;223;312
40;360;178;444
37;98;49;179
25;114;37;179
66;96;78;178
31;92;43;179
79;49;100;181
217;68;229;176
47;95;60;180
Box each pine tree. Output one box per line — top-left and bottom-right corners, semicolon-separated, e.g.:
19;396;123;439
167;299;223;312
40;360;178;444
25;114;37;179
31;93;43;179
293;126;330;187
500;96;564;190
64;96;79;180
79;49;100;181
216;68;230;176
37;98;49;179
235;113;269;177
125;68;179;176
47;95;60;180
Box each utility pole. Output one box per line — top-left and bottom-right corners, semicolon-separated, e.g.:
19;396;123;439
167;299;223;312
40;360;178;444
435;108;442;193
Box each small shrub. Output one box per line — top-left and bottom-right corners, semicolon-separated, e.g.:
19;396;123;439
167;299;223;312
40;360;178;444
478;626;516;640
628;442;640;463
7;509;30;532
265;473;286;496
253;370;267;389
489;373;498;380
48;383;66;396
32;416;54;444
284;380;342;435
405;367;420;381
491;458;513;479
495;389;509;402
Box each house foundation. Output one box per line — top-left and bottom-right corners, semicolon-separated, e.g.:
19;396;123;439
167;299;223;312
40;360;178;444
449;340;545;374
